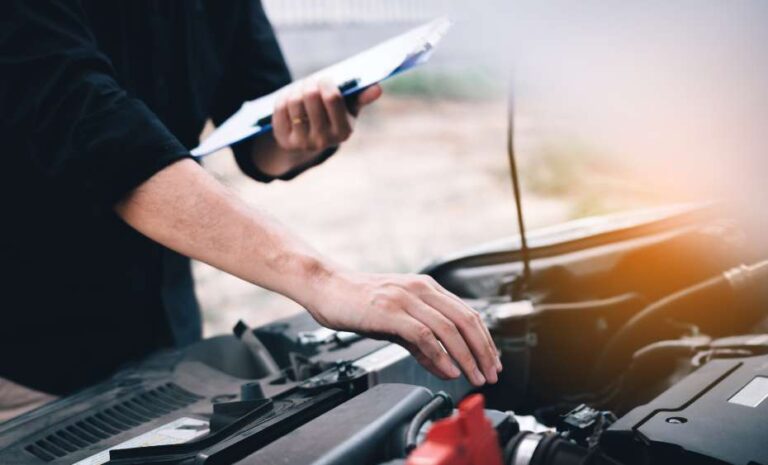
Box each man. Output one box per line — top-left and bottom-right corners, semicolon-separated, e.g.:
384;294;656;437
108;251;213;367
0;0;500;419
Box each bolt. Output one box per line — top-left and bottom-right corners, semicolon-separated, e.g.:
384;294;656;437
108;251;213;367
666;417;688;424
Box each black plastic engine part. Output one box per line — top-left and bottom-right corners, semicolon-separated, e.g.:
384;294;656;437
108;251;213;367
404;391;453;453
0;354;225;465
425;205;754;306
427;205;765;413
109;387;348;464
250;313;387;369
483;293;649;412
605;336;711;414
558;404;616;448
233;320;281;376
601;353;768;465
239;384;433;465
0;310;474;465
588;334;768;416
505;432;618;465
592;260;768;384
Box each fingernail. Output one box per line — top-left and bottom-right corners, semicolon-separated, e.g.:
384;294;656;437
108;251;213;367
486;369;498;384
496;356;503;372
473;367;486;386
448;364;461;378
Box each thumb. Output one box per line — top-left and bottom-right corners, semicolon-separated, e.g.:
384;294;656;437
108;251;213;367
358;84;383;106
350;84;383;116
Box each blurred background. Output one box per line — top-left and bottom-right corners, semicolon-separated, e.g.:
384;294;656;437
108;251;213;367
196;0;768;336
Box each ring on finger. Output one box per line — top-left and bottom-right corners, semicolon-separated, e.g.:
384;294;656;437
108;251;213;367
291;115;308;126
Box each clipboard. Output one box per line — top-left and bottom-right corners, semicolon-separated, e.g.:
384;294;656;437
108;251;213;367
191;17;452;157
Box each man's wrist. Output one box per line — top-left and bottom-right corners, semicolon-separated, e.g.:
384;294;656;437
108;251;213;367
282;253;339;311
249;133;335;179
248;134;292;177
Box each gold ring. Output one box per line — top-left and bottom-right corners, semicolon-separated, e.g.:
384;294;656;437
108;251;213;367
291;116;308;126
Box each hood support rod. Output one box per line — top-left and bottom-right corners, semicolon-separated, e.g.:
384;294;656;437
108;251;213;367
506;88;532;296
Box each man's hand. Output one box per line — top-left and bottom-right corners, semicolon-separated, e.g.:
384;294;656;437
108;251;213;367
250;79;383;177
302;270;502;387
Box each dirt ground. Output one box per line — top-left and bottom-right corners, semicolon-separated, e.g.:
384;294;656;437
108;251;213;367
194;95;575;336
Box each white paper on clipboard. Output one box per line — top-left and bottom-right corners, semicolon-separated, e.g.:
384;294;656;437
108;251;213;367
191;17;452;157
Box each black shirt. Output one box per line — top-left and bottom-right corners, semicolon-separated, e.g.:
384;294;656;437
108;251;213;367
0;0;293;394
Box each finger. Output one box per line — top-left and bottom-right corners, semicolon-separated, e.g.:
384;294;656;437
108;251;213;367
302;82;331;149
401;341;454;380
363;305;459;380
396;316;462;381
439;294;499;381
483;321;502;372
437;290;501;371
420;290;499;383
429;278;502;371
350;84;383;116
480;317;502;371
358;84;383;106
272;92;292;142
401;292;487;386
319;80;353;141
286;89;309;147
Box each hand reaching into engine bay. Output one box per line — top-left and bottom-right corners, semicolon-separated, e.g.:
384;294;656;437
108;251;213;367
117;160;500;388
304;271;502;386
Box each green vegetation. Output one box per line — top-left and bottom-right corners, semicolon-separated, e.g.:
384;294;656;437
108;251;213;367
521;139;669;219
383;67;504;100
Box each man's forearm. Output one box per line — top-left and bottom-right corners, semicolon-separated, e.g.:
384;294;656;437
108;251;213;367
115;158;333;307
115;157;501;387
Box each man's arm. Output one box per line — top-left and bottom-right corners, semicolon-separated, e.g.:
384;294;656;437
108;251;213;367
115;159;501;386
210;0;382;181
2;0;500;386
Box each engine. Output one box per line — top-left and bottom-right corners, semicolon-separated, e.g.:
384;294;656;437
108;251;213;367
1;204;766;465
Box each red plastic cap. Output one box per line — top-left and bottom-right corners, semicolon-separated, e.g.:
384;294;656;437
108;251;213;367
406;394;504;465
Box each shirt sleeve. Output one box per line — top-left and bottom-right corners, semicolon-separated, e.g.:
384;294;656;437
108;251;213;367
0;0;192;208
209;0;337;183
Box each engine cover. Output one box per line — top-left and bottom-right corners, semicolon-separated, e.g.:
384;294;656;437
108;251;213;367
601;353;768;465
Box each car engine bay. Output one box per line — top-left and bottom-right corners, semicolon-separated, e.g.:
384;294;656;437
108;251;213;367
1;204;767;465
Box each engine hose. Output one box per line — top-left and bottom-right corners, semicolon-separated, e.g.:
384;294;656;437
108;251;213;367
404;391;453;453
592;260;768;382
505;432;622;465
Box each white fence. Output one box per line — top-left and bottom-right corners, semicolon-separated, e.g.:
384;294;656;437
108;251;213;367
262;0;450;27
